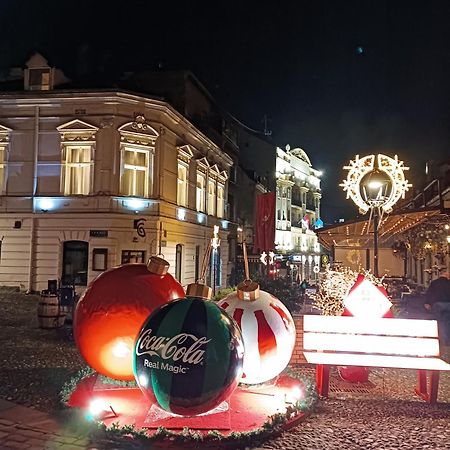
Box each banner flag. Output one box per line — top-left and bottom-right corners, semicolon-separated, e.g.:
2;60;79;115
253;192;276;252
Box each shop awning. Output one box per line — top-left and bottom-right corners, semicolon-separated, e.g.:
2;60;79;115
317;207;442;250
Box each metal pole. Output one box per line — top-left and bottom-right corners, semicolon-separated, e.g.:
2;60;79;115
373;209;379;278
213;248;216;296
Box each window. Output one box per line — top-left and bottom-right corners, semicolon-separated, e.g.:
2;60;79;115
121;147;152;197
0;125;12;194
57;119;98;196
207;179;216;216
176;145;193;207
29;69;51;90
196;172;206;212
92;248;108;271
0;146;6;194
217;184;225;218
63;146;92;195
118;116;159;198
62;241;88;286
175;244;183;282
121;250;146;264
177;163;188;206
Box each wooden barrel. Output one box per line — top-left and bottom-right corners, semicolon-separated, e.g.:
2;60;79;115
37;292;65;329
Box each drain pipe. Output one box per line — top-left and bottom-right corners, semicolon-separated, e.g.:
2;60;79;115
27;105;39;293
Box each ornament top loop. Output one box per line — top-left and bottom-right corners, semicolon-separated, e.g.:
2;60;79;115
186;282;212;300
147;256;170;276
237;242;260;300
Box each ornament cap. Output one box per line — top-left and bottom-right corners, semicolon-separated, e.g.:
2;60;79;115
186;282;212;300
147;256;170;276
237;279;260;301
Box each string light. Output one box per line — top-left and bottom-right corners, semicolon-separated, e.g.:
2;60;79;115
340;154;411;214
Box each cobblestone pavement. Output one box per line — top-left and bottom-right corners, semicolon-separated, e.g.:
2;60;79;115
261;398;450;450
260;366;450;450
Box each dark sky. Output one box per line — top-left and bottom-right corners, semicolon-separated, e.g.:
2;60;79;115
1;0;449;222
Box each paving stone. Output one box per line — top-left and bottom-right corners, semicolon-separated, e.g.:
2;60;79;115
7;432;30;442
3;440;31;449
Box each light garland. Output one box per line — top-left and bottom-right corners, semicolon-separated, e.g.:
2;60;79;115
310;265;385;316
340;154;411;214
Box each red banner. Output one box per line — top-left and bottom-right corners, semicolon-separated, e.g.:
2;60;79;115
253;192;276;252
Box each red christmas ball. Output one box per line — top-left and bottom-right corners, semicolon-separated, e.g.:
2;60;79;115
74;263;185;381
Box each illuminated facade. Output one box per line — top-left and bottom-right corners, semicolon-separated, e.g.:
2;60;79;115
275;145;323;281
0;54;232;292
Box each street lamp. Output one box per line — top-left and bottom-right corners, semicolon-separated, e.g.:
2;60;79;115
341;154;411;278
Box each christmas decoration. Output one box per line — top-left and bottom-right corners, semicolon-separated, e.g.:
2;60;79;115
74;257;185;381
340;153;411;214
134;289;244;416
219;290;295;385
311;265;385;316
61;367;317;448
219;243;296;385
339;273;393;383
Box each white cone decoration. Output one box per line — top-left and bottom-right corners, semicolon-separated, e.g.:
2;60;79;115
218;290;296;385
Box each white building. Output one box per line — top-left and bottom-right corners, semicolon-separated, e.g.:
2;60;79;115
275;145;323;281
0;54;232;292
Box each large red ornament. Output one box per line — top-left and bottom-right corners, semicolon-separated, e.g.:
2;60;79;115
74;259;185;381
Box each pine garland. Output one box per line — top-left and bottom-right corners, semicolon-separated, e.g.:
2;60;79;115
60;367;317;447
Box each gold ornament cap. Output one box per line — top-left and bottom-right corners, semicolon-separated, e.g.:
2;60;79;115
147;256;170;276
237;279;260;301
186;282;212;300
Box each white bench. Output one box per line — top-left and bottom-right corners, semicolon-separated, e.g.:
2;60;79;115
303;315;450;404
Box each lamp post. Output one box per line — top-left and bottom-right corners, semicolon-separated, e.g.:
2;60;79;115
341;154;411;278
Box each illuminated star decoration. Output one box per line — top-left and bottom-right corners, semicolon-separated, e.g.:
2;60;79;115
340;154;412;214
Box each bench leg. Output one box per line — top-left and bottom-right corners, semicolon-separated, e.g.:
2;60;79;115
416;370;440;404
429;371;439;405
316;364;330;398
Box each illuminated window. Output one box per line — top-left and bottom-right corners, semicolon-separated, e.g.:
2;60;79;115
207;179;216;216
0;145;7;194
63;146;92;195
118;115;159;198
121;147;152;197
177;163;188;206
57;120;98;196
217;183;225;218
0;125;12;193
196;172;206;212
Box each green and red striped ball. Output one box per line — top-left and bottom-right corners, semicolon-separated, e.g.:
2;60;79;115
133;296;244;416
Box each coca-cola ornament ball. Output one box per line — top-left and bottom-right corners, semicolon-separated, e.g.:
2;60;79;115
74;257;185;381
134;283;244;416
219;289;296;385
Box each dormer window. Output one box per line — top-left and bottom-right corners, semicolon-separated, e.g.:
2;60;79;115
28;68;51;90
24;53;54;91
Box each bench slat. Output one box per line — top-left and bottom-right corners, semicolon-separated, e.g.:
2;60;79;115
304;315;439;338
304;352;450;371
304;332;440;357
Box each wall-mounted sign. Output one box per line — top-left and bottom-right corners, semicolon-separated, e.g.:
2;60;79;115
133;219;146;237
90;230;108;238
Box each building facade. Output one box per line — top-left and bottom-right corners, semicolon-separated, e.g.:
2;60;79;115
275;145;323;282
0;55;232;292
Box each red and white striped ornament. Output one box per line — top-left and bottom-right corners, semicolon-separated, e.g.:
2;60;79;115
218;290;296;385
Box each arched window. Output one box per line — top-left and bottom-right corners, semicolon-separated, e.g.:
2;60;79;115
62;241;88;286
175;244;183;282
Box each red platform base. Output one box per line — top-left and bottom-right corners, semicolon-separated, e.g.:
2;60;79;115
68;374;305;436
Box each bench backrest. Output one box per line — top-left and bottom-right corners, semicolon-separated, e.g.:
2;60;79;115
303;315;450;371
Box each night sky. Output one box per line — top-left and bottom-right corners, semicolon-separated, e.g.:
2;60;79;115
1;0;449;222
